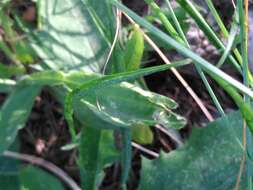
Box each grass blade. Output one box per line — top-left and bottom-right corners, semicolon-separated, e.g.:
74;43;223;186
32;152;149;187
110;0;253;99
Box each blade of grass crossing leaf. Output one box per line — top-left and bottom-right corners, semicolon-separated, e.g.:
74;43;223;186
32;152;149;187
80;0;111;45
110;0;253;100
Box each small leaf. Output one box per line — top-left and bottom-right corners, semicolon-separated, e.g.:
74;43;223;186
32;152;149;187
0;85;41;153
79;127;119;190
131;124;153;144
124;26;144;71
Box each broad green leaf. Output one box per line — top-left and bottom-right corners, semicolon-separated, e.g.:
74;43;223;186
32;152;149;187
5;62;187;189
15;64;186;132
81;82;181;127
64;60;189;133
32;0;114;72
20;166;65;190
0;86;41;153
139;111;246;190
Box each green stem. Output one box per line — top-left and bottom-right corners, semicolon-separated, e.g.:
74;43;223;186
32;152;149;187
165;0;225;116
145;0;185;45
176;0;242;73
238;0;252;189
204;0;243;65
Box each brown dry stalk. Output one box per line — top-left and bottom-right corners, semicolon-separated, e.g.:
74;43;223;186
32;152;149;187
122;12;214;122
233;122;247;190
131;142;159;158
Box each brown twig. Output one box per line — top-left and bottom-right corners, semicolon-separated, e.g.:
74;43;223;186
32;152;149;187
131;142;159;158
233;123;247;190
155;124;183;147
2;151;81;190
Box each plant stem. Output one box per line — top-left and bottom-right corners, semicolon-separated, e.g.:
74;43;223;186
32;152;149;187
204;0;243;65
165;0;225;116
238;0;252;189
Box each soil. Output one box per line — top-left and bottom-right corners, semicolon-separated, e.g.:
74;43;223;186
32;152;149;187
0;0;239;190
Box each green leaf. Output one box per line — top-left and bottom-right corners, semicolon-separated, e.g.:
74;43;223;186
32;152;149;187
110;0;253;99
0;78;16;93
64;60;189;134
139;111;246;190
131;124;153;145
79;127;119;190
20;166;65;190
124;26;144;71
0;156;20;190
32;0;114;72
0;157;64;190
210;73;253;133
119;128;132;187
0;86;41;153
0;63;26;78
81;82;181;127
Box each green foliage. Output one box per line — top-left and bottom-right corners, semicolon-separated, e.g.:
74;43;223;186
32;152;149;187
0;86;41;153
31;0;113;72
20;166;65;190
0;156;64;189
131;124;153;144
139;111;246;190
1;0;253;189
124;26;144;71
